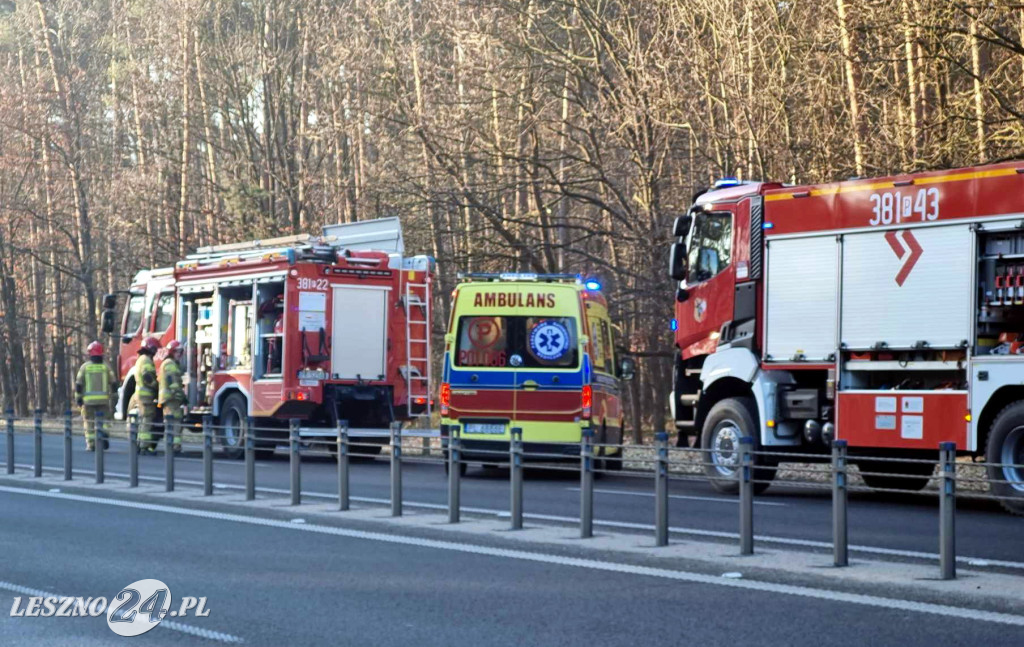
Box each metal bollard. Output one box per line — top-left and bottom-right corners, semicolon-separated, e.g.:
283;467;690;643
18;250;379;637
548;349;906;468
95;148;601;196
202;416;213;496
164;416;176;492
95;410;105;484
447;426;461;523
832;440;848;567
580;426;594;539
63;410;73;481
5;409;13;474
337;420;349;511
738;437;754;555
128;415;139;488
290;419;301;506
245;417;255;501
654;432;669;546
940;441;957;580
390;422;403;517
33;409;42;478
510;427;524;530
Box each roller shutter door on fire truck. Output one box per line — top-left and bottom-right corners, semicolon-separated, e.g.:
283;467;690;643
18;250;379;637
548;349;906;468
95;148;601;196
766;236;839;362
331;286;388;380
840;224;971;350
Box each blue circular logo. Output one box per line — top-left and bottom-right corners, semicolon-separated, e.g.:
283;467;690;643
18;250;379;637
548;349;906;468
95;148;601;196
529;320;571;361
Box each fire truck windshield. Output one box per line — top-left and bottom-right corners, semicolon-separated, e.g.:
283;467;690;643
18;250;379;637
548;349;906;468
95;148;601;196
123;294;146;335
685;212;732;284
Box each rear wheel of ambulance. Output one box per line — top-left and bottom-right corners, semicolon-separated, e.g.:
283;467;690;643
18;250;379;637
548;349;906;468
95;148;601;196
986;402;1024;516
597;422;624;473
443;457;468;476
701;397;776;495
218;393;248;460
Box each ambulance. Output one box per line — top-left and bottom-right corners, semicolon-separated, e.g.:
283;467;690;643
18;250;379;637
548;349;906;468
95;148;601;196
439;273;635;470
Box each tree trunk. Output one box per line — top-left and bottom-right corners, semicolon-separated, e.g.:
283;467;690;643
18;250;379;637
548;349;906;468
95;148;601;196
836;0;865;175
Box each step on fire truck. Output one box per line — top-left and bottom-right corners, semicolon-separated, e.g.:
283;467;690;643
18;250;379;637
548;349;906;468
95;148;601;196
669;161;1024;514
102;218;434;457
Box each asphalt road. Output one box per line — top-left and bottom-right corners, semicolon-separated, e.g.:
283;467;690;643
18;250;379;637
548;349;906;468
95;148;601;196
1;489;1022;646
3;431;1022;569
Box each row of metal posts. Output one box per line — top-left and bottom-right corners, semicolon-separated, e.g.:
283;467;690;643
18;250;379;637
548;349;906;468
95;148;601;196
4;410;960;579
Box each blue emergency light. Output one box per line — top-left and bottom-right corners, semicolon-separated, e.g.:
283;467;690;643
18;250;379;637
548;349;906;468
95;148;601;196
670;318;678;331
584;279;602;291
714;177;741;189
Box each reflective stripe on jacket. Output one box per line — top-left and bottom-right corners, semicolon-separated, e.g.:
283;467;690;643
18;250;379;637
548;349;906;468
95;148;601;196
77;363;113;406
135;355;157;402
159;358;186;407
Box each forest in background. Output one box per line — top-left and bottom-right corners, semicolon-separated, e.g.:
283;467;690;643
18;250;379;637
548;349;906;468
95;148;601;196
0;0;1022;436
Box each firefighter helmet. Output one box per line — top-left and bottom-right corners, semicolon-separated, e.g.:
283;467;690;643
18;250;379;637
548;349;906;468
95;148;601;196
87;341;104;357
166;339;183;357
141;337;160;354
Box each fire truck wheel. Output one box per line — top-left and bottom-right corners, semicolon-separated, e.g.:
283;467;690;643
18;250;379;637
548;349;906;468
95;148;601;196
217;393;248;460
350;443;383;457
701;397;775;495
856;460;934;492
986;401;1024;516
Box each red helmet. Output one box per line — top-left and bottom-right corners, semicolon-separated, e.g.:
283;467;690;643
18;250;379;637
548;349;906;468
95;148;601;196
274;315;284;335
141;337;160;354
166;339;183;356
87;341;104;357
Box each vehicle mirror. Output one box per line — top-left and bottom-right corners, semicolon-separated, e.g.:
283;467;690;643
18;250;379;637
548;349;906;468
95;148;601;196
669;243;688;281
122;334;134;345
102;293;117;310
101;310;116;334
618;357;636;381
673;215;692;238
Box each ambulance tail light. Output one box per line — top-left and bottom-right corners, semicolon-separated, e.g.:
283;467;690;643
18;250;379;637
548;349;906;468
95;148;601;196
440;382;451;416
581;385;593;419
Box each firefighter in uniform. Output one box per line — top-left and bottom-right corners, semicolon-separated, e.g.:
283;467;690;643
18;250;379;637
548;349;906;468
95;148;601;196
75;341;117;451
159;339;186;453
135;336;160;453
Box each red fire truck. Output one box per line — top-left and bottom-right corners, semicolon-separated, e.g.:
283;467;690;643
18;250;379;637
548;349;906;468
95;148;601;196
669;161;1024;514
102;218;434;457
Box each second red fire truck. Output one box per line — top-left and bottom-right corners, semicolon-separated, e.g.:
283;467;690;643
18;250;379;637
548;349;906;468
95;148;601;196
670;161;1024;514
103;218;434;456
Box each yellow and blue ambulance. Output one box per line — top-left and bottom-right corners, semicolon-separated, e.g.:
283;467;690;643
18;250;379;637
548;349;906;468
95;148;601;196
440;273;635;469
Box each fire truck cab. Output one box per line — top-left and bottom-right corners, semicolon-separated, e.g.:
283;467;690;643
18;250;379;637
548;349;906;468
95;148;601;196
105;218;434;457
670;163;1024;514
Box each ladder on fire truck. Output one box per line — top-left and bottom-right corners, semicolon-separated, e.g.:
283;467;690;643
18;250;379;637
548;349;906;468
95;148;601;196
184;218;406;265
404;278;432;419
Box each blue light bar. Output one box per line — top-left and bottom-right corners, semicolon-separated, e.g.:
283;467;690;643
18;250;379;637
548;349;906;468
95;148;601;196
714;177;741;189
584;279;602;291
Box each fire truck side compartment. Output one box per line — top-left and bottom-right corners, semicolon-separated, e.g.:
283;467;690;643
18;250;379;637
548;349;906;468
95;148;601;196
765;236;838;362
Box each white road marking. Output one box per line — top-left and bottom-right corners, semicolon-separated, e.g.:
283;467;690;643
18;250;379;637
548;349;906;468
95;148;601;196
12;462;1024;571
565;486;787;507
1;485;1023;628
0;579;243;643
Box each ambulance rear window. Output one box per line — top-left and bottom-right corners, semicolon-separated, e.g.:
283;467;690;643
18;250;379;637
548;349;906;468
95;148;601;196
455;316;578;369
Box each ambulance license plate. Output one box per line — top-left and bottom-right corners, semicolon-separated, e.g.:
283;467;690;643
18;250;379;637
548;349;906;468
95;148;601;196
465;423;506;435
